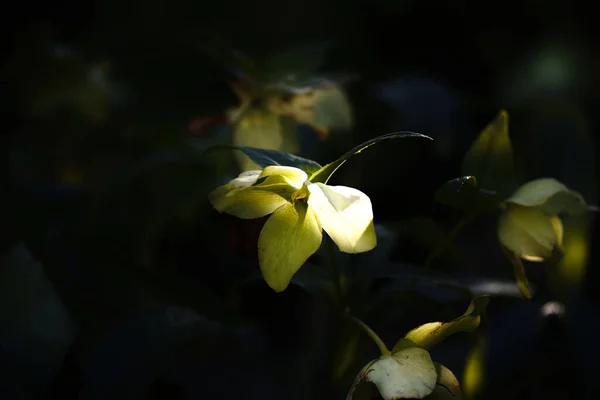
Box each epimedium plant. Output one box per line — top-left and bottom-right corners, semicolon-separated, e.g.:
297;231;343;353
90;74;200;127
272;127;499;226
205;110;595;399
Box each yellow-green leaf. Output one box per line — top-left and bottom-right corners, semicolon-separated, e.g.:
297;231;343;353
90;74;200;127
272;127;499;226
346;347;437;400
394;296;489;351
506;178;587;216
462;110;516;195
309;132;432;184
258;202;322;292
497;204;563;262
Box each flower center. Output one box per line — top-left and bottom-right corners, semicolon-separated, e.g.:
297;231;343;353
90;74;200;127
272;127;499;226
291;185;310;204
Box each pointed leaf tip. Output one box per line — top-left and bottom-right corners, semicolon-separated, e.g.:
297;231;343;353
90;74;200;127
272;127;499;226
395;296;489;351
310;132;432;184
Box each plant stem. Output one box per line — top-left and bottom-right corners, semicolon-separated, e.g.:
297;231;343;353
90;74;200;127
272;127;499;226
348;315;390;356
424;212;477;267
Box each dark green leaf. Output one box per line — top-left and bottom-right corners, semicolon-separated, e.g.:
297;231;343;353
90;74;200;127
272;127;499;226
309;132;432;184
204;145;322;174
435;176;503;212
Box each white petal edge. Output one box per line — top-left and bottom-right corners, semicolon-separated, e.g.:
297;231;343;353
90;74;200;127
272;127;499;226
307;182;376;253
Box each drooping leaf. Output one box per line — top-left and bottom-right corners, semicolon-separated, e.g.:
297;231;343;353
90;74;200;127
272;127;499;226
505;178;588;216
435;176;502;213
462;110;516;195
394;296;489;351
204;145;322;175
346;347;437;400
427;363;463;400
497;204;564;262
309;132;432;184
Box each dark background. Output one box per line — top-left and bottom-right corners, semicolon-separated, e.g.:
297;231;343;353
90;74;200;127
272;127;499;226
2;1;599;399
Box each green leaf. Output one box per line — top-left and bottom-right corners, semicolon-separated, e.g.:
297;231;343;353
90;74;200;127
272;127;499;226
309;132;432;184
347;347;437;400
435;176;503;212
462;110;516;195
394;296;489;351
427;363;463;400
505;178;587;216
204;145;322;175
497;204;564;262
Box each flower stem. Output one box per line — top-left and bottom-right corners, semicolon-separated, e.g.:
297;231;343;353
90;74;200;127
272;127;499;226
424;212;477;267
348;315;390;356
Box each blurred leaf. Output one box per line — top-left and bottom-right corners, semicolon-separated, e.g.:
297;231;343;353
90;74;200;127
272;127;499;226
462;110;516;195
435;176;502;213
205;144;322;175
394;296;489;351
232;109;284;171
427;363;463;400
505;177;588;216
554;217;590;289
79;306;220;399
309;132;432;184
346;347;437;400
462;339;485;400
497;205;563;262
0;244;78;397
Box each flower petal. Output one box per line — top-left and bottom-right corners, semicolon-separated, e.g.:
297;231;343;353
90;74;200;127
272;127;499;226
346;348;437;400
208;181;289;219
497;205;560;261
307;183;376;253
258;202;322;292
259;166;308;189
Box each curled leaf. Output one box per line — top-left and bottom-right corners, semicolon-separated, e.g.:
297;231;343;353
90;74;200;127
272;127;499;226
346;347;437;400
395;296;489;351
505;177;587;216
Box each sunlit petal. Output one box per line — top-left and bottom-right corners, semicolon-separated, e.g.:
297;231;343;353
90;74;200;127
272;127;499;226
259;165;308;189
258;202;322;292
208;185;288;219
307;183;376;253
347;347;437;400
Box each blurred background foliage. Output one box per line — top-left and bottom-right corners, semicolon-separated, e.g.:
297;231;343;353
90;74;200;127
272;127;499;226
1;0;600;399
